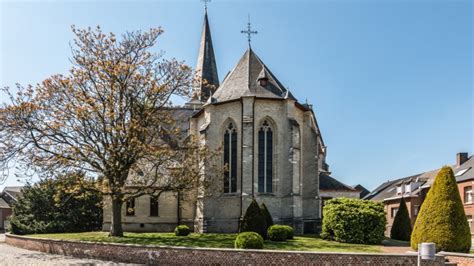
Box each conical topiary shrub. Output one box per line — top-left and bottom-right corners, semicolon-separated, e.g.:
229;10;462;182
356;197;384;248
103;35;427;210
411;166;471;252
260;203;274;230
390;197;412;241
240;199;267;239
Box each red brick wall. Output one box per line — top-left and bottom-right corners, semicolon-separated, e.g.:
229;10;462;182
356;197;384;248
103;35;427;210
458;180;474;236
5;234;445;265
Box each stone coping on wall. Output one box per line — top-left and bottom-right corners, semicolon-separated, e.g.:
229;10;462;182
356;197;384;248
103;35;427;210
5;233;446;265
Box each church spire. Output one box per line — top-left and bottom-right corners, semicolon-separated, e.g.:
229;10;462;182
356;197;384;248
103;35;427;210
195;8;219;103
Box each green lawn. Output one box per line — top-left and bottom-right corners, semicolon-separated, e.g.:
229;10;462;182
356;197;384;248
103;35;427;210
28;232;381;253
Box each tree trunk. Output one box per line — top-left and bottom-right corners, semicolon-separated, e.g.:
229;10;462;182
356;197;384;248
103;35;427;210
109;197;124;237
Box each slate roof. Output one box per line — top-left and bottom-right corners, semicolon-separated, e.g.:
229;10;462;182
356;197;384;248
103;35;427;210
210;48;296;103
319;173;357;192
354;184;370;198
365;156;474;201
455;155;474;182
3;186;22;200
195;10;219;102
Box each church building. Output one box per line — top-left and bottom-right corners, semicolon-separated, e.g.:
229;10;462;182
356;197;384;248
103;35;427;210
103;9;329;234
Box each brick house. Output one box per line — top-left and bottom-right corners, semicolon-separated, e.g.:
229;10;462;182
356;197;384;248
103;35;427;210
0;186;22;230
319;172;362;220
365;152;473;237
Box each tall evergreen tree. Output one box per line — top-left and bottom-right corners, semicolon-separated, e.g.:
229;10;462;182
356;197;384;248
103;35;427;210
240;199;267;239
390;197;412;241
411;166;471;252
260;203;274;230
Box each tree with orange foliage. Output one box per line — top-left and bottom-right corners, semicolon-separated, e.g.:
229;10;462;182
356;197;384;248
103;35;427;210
0;26;215;237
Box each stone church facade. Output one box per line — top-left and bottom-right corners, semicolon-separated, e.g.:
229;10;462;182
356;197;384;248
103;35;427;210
103;10;328;234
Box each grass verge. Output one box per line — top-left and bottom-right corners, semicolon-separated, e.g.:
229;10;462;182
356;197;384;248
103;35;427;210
28;232;381;253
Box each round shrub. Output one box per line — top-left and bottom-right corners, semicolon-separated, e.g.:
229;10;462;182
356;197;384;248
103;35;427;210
321;198;386;244
411;167;471;252
174;225;191;236
282;225;294;239
267;225;287;241
234;232;264;249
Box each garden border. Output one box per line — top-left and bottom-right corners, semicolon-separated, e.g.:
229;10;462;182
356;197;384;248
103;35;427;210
5;233;446;265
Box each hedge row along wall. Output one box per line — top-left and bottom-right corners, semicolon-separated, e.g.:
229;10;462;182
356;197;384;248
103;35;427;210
5;234;446;265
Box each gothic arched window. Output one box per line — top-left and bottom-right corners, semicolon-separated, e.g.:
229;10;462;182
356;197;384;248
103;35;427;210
224;122;237;193
258;120;273;193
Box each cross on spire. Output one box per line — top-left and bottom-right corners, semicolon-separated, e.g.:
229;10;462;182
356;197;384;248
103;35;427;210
241;15;258;47
201;0;211;12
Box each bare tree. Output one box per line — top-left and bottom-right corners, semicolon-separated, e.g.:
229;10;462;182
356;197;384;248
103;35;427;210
0;26;215;236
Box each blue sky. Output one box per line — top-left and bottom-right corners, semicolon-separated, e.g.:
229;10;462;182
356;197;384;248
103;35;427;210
0;0;472;191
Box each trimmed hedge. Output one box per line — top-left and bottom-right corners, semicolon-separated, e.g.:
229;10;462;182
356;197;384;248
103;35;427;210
390;197;412;241
267;225;288;241
411;167;471;252
321;198;386;244
174;225;191;236
282;225;294;239
240;199;267;239
234;232;264;249
260;203;274;231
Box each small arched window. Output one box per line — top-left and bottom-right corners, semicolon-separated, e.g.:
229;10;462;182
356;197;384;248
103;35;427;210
258;120;273;193
224;122;237;193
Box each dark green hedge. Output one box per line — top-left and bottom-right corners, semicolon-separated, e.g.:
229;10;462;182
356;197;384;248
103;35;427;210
390;197;412;241
240;199;267;239
9;172;102;235
321;198;386;244
411;167;471;252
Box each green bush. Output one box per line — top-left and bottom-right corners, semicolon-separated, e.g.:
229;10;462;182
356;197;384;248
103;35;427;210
240;199;267;239
9;172;102;235
390;197;412;241
321;198;386;244
411;167;471;252
267;225;288;241
282;225;294;239
234;232;264;249
174;225;191;236
260;203;274;230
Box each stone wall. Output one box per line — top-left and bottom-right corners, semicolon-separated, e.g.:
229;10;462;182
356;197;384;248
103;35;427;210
6;234;446;265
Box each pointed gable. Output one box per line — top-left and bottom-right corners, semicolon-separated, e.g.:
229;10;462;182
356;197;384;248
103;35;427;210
195;11;219;102
211;48;295;103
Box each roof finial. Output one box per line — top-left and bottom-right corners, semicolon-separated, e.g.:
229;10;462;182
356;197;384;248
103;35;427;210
241;14;258;47
201;0;211;12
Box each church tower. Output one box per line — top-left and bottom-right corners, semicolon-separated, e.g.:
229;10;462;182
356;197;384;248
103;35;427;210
194;9;219;103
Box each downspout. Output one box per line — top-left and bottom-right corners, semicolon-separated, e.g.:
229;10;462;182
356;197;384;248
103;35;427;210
239;98;244;230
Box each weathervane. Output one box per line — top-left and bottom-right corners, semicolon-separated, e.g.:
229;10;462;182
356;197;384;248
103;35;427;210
241;15;258;47
201;0;211;11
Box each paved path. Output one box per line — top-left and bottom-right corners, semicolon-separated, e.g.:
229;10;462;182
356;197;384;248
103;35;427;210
0;234;137;265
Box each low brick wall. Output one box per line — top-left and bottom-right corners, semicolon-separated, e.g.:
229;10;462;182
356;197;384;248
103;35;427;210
440;252;474;266
5;234;445;265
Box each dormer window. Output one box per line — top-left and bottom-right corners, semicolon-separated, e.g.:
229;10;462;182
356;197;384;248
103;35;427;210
257;68;269;86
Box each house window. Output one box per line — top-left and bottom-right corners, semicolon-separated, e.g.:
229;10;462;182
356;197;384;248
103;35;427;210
126;198;135;216
414;205;419;216
391;207;398;218
258;120;273;193
465;186;473;204
150;197;159;217
467;215;472;230
223;122;237;193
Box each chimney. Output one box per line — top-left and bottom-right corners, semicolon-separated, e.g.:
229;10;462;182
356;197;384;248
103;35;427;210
457;152;469;167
